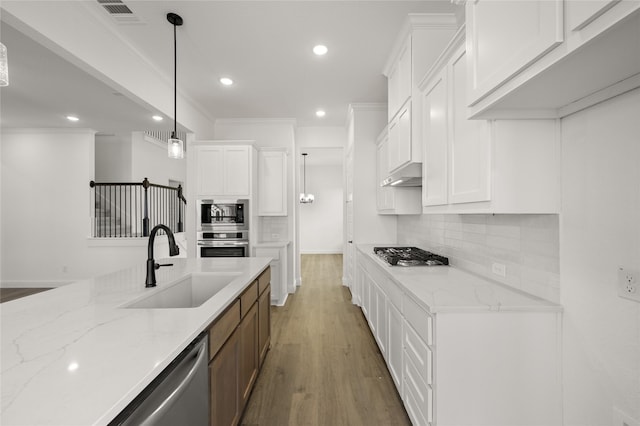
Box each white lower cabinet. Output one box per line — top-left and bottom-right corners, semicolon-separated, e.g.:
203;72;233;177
254;245;288;306
356;249;562;426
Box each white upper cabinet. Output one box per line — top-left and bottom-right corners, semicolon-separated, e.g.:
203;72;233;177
466;0;640;119
257;148;287;216
383;14;458;174
387;36;412;122
421;69;448;207
420;28;560;214
196;144;252;198
466;0;564;106
449;45;491;204
376;129;422;215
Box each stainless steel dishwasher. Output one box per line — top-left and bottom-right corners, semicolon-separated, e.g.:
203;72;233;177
111;333;209;426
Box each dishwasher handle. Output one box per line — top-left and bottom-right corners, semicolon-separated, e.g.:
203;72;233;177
140;340;208;425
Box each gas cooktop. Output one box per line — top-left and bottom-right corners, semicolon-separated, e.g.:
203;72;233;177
373;247;449;267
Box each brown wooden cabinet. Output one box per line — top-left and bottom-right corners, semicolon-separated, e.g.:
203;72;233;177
209;327;240;426
207;266;271;426
258;283;271;367
238;301;259;410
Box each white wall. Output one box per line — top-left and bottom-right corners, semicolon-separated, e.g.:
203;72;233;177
131;132;186;186
300;165;344;253
0;129;190;287
560;88;640;425
1;129;97;285
95;134;132;181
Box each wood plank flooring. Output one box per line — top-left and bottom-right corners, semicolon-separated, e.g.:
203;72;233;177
241;254;410;426
0;288;52;303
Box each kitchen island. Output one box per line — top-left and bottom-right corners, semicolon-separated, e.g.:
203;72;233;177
0;257;271;426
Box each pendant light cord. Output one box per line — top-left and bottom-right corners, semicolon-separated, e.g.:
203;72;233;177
173;20;177;139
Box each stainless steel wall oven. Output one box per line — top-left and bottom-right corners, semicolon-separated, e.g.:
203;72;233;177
196;199;249;258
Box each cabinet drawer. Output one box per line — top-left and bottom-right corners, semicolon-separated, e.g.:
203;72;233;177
240;281;258;318
404;353;434;425
403;321;433;385
403;294;433;345
209;299;240;360
257;266;271;295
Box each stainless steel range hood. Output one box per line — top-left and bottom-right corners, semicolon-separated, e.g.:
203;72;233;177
381;162;422;187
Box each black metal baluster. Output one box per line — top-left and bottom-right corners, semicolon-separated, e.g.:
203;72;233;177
142;178;149;237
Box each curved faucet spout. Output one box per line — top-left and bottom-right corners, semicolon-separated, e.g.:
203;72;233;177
145;224;180;287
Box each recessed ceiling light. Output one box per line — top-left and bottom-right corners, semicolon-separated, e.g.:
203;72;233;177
313;45;328;56
152;115;163;121
220;77;233;86
66;115;79;122
316;110;326;118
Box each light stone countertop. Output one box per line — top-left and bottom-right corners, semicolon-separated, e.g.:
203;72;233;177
0;257;271;426
357;244;562;314
253;241;290;248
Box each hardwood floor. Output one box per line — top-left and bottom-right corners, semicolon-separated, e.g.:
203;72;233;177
241;254;410;426
0;288;52;303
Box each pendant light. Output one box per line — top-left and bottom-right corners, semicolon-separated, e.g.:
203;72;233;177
0;42;9;87
167;12;184;159
299;153;315;204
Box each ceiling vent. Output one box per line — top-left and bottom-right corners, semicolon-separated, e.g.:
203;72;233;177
97;0;144;24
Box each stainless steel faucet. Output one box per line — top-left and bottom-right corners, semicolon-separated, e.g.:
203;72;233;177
146;224;180;287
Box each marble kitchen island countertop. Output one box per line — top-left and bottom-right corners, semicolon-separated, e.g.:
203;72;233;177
358;244;562;314
1;257;271;426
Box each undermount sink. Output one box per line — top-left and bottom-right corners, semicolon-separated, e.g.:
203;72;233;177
123;272;242;309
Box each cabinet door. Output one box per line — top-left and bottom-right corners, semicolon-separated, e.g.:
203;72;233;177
376;137;395;211
449;47;491;204
422;70;448;207
197;146;225;196
238;302;259;411
387;301;403;391
396;103;412;171
224;146;251;197
397;36;412;113
466;0;563;105
258;150;287;216
210;329;240;426
258;284;271;367
373;281;387;357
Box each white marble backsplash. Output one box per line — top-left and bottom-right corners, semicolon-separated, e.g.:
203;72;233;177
397;214;560;303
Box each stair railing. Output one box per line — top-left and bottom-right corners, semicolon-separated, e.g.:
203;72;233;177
89;178;186;238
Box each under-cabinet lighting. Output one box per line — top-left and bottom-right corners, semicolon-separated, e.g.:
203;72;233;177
390;179;404;186
66;116;79;122
220;77;233;86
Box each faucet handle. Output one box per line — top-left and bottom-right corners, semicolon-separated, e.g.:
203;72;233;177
155;263;174;270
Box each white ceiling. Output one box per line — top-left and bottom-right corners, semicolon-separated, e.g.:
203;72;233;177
0;1;458;137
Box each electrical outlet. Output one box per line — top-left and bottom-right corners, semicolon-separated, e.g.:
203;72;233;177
271;233;280;240
613;406;640;426
618;267;640;303
491;262;506;277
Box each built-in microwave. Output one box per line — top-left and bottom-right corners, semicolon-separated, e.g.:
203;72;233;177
197;199;248;231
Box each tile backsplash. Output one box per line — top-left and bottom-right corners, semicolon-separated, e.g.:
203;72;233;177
258;216;289;242
397;214;560;303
